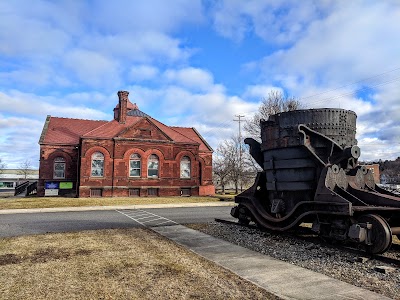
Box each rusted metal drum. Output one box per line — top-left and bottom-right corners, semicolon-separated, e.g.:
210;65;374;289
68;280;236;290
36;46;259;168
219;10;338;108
260;109;357;191
261;108;357;150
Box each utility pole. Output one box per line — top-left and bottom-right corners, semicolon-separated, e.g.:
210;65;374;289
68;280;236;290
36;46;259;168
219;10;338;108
234;115;245;192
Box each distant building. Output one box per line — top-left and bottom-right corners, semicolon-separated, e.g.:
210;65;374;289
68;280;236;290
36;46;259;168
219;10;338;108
362;163;380;184
38;91;215;197
0;169;38;192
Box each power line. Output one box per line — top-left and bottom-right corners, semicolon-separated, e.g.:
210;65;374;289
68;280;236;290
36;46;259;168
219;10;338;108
299;66;400;102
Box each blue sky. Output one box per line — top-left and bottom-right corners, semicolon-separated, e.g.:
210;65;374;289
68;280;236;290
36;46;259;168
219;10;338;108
1;0;400;168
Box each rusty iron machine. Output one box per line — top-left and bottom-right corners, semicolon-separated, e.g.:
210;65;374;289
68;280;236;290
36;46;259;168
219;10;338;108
231;108;400;254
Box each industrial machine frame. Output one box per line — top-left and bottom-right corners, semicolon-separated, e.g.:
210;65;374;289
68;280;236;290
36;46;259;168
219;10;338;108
231;108;400;254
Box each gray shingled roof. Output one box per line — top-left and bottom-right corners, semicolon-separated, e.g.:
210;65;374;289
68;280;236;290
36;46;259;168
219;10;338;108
127;109;149;117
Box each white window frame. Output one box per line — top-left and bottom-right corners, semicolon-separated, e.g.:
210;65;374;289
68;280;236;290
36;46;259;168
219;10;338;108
91;152;104;177
129;153;141;177
180;156;191;179
53;157;66;179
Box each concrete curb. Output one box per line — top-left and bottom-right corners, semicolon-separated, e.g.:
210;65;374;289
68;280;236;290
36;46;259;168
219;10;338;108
0;201;235;215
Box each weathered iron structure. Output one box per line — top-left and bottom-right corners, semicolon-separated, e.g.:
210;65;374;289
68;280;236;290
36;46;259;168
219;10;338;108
231;108;400;254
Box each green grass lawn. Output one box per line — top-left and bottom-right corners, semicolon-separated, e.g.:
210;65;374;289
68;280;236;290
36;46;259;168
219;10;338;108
0;196;229;210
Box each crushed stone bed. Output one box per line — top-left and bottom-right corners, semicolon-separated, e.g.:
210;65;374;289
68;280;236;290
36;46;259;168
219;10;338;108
187;222;400;300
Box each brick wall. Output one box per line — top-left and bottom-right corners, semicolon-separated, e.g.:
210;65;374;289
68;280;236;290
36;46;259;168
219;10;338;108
76;137;214;197
362;163;380;184
39;139;214;198
38;145;79;196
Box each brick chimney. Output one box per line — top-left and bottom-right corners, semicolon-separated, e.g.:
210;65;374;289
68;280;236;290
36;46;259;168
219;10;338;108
117;91;129;124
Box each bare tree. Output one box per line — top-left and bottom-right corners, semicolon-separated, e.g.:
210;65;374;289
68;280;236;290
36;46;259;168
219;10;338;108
226;136;243;194
0;158;6;175
18;160;32;179
213;136;258;194
213;158;231;194
213;139;235;194
244;90;302;140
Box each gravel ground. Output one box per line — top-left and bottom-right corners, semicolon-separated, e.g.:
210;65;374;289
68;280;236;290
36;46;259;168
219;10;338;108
188;222;400;300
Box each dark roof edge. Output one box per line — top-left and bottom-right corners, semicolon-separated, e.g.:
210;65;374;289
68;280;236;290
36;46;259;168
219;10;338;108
38;115;51;145
191;127;213;152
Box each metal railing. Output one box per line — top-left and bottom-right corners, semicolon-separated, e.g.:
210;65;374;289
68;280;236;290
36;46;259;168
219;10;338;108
14;181;29;196
26;181;37;196
14;181;38;196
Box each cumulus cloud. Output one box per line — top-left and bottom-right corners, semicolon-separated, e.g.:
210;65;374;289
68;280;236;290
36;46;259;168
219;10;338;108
242;84;283;100
0;115;44;168
0;1;204;90
1;0;399;166
163;68;215;92
0;9;71;57
0;90;115;168
63;50;121;88
236;1;400;160
80;32;193;64
128;80;259;149
129;65;159;82
210;0;334;44
0;91;111;120
91;0;203;34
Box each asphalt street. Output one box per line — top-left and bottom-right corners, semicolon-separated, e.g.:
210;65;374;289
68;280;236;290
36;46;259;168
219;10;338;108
0;206;235;237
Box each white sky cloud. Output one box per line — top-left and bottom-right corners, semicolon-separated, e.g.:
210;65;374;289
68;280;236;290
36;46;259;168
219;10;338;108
242;85;283;101
211;0;334;44
239;1;400;161
0;91;110;120
129;65;159;82
63;50;121;88
91;0;203;34
163;68;215;92
1;1;400;168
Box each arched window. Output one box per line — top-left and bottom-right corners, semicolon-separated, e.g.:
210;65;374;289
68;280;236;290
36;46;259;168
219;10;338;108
148;154;159;177
53;157;65;179
129;153;141;177
91;152;104;177
180;156;191;178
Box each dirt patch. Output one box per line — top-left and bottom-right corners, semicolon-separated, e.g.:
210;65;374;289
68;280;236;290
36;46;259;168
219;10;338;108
0;253;22;265
0;228;280;300
0;247;93;266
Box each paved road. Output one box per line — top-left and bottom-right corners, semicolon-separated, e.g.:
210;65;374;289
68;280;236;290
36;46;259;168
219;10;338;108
0;206;235;237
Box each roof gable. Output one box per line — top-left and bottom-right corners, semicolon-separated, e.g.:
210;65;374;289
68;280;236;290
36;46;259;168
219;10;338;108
149;118;200;145
82;117;142;138
117;117;172;141
171;127;213;152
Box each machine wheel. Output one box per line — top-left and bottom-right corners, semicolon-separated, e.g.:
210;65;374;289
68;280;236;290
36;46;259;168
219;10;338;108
358;214;392;254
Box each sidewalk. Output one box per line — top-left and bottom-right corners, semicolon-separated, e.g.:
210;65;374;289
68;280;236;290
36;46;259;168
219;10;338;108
152;224;391;300
0;201;235;214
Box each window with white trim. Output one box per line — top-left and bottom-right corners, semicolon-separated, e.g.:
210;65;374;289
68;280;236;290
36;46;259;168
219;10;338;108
54;157;66;179
129;153;141;177
147;154;159;177
91;152;104;177
180;156;191;178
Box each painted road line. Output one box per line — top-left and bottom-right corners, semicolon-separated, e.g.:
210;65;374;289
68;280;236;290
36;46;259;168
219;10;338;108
116;209;178;227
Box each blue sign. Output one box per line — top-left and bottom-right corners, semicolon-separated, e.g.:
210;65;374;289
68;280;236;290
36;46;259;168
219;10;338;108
45;182;59;189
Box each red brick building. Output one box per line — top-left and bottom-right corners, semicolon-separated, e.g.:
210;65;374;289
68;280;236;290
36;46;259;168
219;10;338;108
38;91;214;197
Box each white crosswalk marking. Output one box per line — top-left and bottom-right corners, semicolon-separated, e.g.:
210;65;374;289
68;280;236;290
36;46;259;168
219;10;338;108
116;209;178;227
